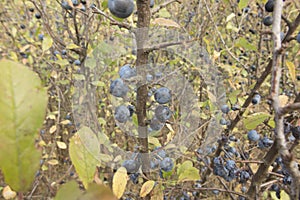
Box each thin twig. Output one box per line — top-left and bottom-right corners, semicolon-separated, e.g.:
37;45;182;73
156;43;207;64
91;6;132;30
151;0;182;15
279;102;300;116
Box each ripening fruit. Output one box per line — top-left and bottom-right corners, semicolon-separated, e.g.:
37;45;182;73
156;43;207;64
35;13;41;19
72;0;79;6
154;105;172;123
127;105;135;117
160;157;174;172
219;118;227;125
149;117;164;131
110;78;129;97
38;34;44;41
61;1;72;10
231;104;240;111
280;32;285;41
247;130;260;142
263;16;273;26
108;0;134;19
221;104;230;114
122;159;139;173
154;87;172;104
265;0;274;12
296;32;300;43
146;74;153;82
80;5;86;11
252;94;261;105
150;0;154;8
119;64;136;79
73;59;81;66
114;105;130;123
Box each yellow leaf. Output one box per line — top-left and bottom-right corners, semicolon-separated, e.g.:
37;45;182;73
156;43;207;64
140;180;156;198
286;61;296;82
226;13;236;22
2;186;16;200
150;183;164;200
60;120;71;125
279;95;289;107
166;123;175;133
151;18;181;28
112;167;128;199
41;164;48;171
42;36;53;52
51;70;58;79
206;90;216;103
48;159;59;165
148;136;161;147
56;141;67;149
38;140;46;147
49;125;57;134
47;114;56;120
66;43;80;49
11;27;17;38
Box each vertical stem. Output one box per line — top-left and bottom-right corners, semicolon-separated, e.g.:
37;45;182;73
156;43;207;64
136;0;151;174
247;1;300;199
271;1;300;198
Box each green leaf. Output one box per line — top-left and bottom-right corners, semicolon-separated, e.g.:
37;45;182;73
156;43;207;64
229;90;241;104
66;43;80;49
177;161;200;182
54;59;69;66
270;190;290;200
81;183;117;200
235;38;257;51
148;136;161;147
243;112;270;130
55;181;117;200
91;81;106;87
74;74;85;81
285;61;296;83
177;160;193;175
226;22;239;32
85;58;97;69
54;181;82;200
69;126;100;189
42;36;53;52
238;0;249;9
0;59;47;192
157;8;171;18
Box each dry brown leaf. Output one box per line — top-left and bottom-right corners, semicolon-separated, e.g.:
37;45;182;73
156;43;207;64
2;186;16;200
151;18;181;28
279;95;289;107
